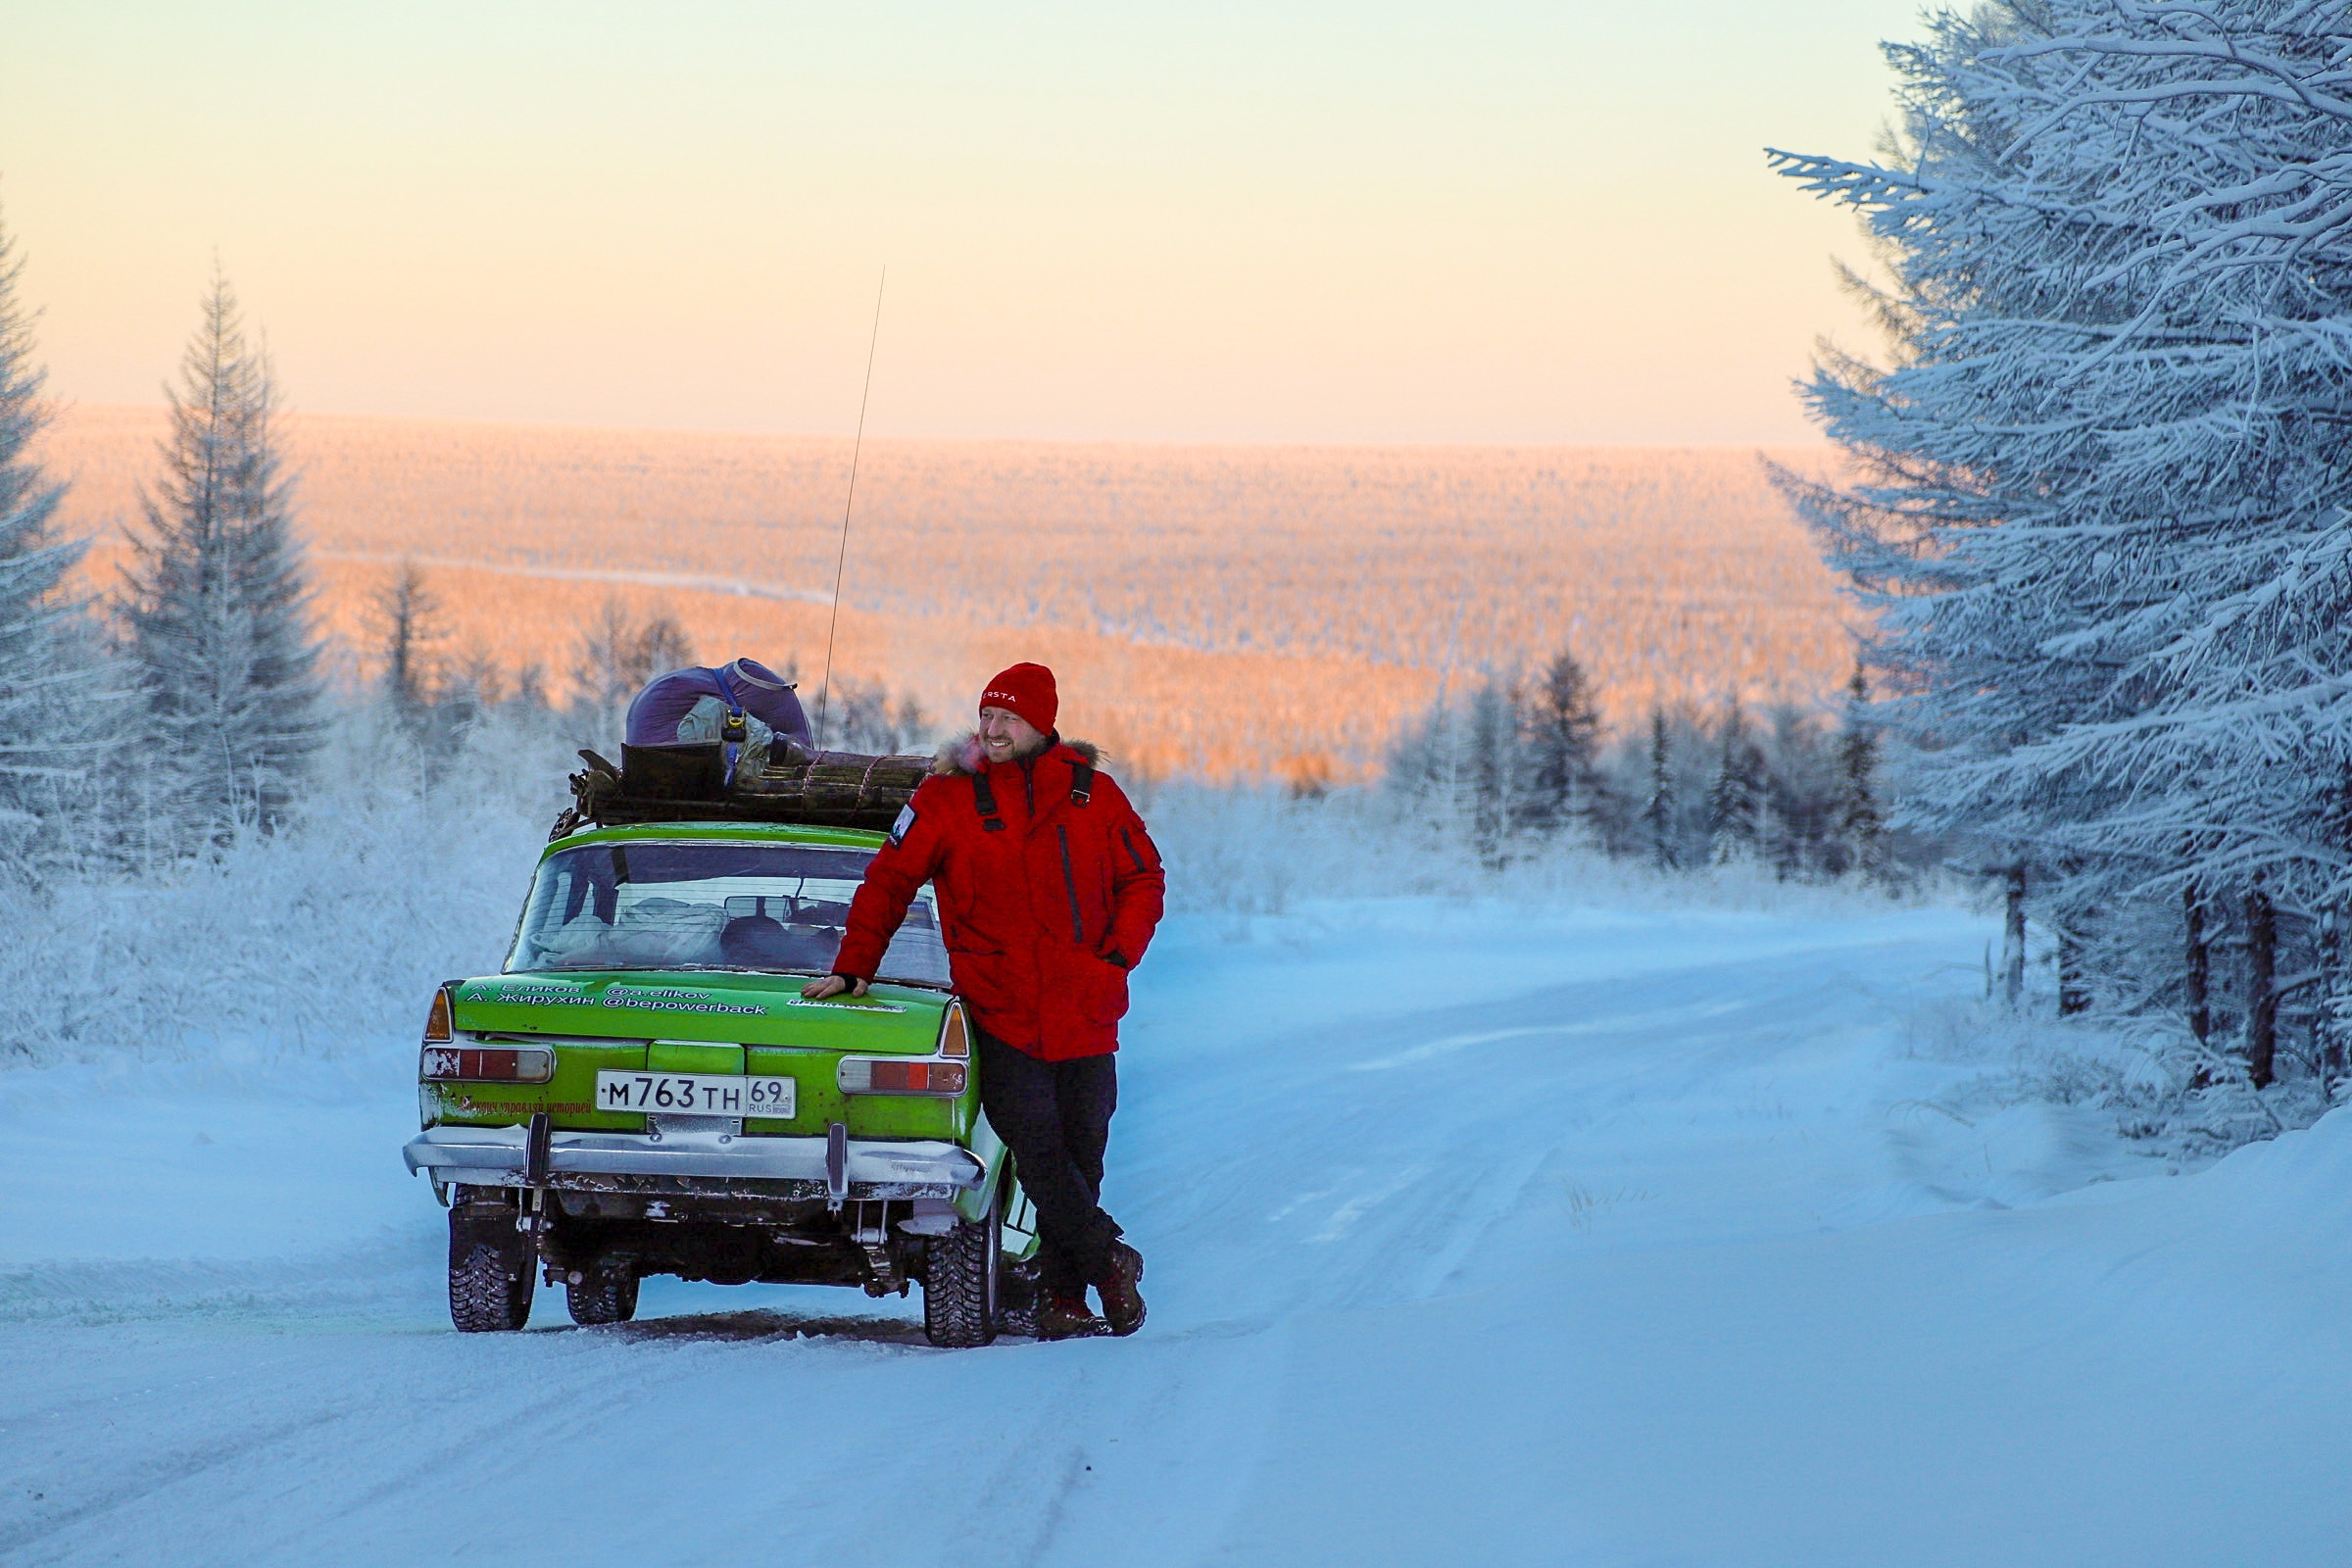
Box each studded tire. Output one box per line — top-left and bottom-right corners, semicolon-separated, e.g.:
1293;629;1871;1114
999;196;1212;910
565;1266;640;1326
450;1241;535;1332
922;1198;1001;1348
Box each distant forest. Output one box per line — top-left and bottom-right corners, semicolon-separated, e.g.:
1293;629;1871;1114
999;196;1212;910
37;406;1854;783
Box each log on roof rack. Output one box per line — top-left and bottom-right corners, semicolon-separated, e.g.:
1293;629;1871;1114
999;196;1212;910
553;741;931;841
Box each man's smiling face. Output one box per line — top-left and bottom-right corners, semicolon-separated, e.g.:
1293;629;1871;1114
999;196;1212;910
979;705;1047;763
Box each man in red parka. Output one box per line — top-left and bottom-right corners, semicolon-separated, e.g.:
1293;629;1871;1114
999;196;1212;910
803;662;1165;1338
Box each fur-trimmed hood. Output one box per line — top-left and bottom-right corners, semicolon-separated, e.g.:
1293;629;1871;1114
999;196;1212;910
932;732;1101;777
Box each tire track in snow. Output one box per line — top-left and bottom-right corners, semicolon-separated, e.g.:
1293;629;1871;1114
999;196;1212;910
1121;942;1969;1326
0;1367;368;1563
0;909;2010;1566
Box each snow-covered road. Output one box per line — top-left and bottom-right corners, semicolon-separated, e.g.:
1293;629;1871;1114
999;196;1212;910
5;898;2349;1566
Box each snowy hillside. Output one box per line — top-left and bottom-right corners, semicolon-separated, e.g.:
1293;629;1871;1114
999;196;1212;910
5;892;2347;1566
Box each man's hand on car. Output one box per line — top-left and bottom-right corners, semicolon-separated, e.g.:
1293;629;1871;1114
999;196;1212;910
801;973;869;1000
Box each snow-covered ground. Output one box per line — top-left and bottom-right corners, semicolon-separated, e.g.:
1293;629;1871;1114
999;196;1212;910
4;895;2348;1566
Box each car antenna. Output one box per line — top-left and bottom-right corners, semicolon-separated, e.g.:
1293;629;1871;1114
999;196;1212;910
812;267;886;753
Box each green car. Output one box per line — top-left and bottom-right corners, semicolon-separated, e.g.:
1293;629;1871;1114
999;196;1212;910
402;814;1040;1344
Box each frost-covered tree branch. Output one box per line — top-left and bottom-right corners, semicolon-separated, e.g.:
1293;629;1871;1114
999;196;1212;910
0;198;123;884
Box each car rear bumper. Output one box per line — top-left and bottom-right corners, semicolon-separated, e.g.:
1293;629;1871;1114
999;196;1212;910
403;1123;985;1200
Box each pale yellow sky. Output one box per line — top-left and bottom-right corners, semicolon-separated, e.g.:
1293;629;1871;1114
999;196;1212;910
3;2;1920;444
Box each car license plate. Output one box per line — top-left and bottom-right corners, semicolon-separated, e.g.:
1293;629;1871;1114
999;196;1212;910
595;1071;795;1118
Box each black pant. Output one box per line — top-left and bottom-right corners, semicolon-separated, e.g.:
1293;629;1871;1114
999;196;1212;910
978;1029;1120;1298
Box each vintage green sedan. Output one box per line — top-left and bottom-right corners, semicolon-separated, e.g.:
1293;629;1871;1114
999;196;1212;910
403;818;1039;1344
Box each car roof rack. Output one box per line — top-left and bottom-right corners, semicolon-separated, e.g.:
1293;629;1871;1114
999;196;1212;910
552;741;930;841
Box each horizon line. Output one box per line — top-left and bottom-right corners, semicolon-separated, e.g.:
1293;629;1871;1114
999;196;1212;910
46;399;1836;456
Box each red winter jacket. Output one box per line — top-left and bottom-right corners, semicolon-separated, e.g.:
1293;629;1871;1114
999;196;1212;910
830;737;1166;1061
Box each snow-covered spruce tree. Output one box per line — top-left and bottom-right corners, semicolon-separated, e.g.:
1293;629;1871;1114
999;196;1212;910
1380;674;1529;863
1463;677;1531;867
367;558;501;774
1706;698;1769;865
121;270;322;850
1773;4;2352;1109
0;215;73;828
1757;706;1834;879
1836;666;1886;877
370;558;440;712
1523;646;1605;837
0;204;118;880
1642;708;1679;870
1382;697;1453;831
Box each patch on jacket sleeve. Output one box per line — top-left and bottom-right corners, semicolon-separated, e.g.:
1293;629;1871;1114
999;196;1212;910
889;804;917;847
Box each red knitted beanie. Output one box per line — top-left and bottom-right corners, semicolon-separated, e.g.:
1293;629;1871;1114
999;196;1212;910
978;662;1058;734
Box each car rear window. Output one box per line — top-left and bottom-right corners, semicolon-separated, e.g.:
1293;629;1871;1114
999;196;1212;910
506;840;951;986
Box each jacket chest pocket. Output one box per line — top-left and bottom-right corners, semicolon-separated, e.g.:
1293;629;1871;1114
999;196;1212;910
943;831;1027;934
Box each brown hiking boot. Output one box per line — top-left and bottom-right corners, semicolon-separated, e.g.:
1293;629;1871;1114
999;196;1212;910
1036;1290;1107;1341
1095;1240;1146;1337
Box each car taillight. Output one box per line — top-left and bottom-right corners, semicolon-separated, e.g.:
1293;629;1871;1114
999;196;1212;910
422;987;454;1044
936;1004;969;1059
837;1057;967;1096
420;1046;554;1083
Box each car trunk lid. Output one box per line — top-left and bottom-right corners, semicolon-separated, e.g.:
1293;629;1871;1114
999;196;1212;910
450;971;945;1054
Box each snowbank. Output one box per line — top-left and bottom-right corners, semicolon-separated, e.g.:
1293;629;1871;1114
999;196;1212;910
1142;777;1960;915
0;709;575;1068
0;722;1947;1070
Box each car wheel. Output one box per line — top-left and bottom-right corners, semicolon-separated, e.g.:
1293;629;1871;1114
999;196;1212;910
565;1266;640;1326
922;1194;1000;1348
450;1240;535;1332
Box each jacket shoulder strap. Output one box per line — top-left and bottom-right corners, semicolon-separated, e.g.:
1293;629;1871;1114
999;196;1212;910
971;769;1005;831
1069;760;1095;807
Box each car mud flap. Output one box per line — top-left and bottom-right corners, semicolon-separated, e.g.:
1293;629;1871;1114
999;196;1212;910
524;1111;553;1186
825;1120;849;1213
523;1110;555;1249
957;1111;1009;1225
